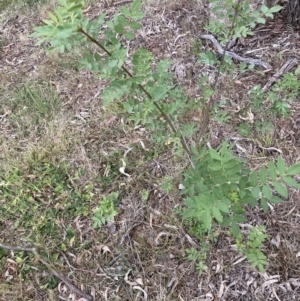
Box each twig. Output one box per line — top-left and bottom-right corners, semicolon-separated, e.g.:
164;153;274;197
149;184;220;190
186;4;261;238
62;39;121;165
0;242;93;301
198;1;243;142
199;34;272;70
174;32;190;46
262;58;298;92
229;136;282;154
114;0;132;5
257;145;282;154
0;243;36;253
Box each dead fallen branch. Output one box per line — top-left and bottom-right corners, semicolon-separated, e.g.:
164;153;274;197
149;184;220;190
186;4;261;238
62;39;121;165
262;58;298;92
199;34;272;70
0;242;93;301
229;136;282;154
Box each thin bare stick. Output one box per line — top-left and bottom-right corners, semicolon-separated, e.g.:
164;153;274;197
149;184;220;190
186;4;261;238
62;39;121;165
262;58;297;92
114;0;132;6
38;257;93;301
199;34;272;70
0;242;93;301
0;243;37;252
198;0;243;143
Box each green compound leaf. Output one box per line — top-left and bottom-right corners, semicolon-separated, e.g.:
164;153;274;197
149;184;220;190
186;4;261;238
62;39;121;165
102;79;130;106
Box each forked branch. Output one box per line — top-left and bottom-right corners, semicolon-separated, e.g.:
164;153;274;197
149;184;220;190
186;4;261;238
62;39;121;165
0;242;93;301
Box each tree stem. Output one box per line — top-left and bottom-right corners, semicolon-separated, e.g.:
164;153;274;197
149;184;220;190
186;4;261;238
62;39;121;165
78;27;193;160
198;0;242;145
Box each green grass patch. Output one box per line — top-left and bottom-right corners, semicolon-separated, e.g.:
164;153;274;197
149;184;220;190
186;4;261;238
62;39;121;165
0;163;94;250
9;83;62;126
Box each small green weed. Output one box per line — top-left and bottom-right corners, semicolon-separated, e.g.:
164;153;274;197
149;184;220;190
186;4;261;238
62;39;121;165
141;189;149;202
236;226;268;272
159;175;174;194
185;245;210;275
92;192;118;229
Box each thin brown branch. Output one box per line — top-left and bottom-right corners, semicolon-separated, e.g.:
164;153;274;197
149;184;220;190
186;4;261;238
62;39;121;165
0;242;36;252
198;0;243;144
262;58;297;92
199;34;271;70
0;242;93;301
38;256;93;301
78;27;193;159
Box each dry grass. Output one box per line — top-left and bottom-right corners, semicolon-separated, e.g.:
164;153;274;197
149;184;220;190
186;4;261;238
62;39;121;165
1;0;300;301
